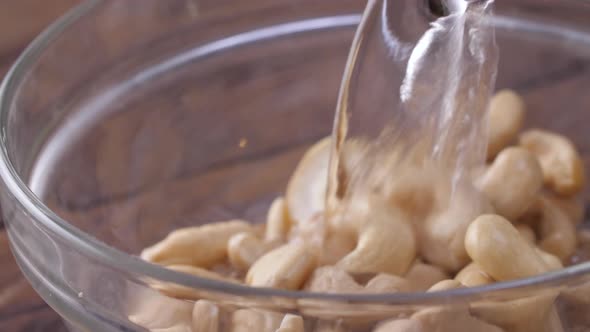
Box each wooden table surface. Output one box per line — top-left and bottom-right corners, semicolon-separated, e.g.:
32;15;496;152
1;1;590;332
0;2;78;331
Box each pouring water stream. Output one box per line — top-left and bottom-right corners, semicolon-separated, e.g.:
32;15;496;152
326;0;498;215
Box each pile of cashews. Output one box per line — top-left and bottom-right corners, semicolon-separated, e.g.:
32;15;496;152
134;90;588;332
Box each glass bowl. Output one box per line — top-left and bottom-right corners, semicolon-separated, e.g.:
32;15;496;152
1;0;590;331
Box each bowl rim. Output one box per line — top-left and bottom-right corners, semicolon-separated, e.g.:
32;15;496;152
1;0;590;305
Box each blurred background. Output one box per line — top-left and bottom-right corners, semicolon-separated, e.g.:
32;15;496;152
0;2;77;330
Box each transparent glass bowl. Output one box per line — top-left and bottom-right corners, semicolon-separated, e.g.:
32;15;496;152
1;0;590;331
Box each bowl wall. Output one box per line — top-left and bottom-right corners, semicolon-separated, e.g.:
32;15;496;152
2;0;590;331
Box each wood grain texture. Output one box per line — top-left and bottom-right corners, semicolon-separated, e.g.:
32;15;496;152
0;1;589;332
0;1;78;330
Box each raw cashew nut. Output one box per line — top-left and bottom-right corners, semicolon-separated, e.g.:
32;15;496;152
313;322;346;332
141;220;252;267
455;262;493;287
478;147;544;221
164;265;239;282
231;309;283;332
286;138;365;225
276;314;304;332
573;230;590;265
382;164;439;222
519;129;586;195
288;213;327;252
427;279;463;292
487;89;526;159
301;270;411;322
373;319;423;332
337;200;416;276
151;325;193;332
128;289;193;330
246;243;316;290
192;300;219;332
289;213;356;266
404;261;449;291
412;307;504;332
563;286;590;332
515;224;536;244
543;192;585;226
547;307;565;332
266;197;291;241
471;294;558;332
537;197;577;260
227;232;269;271
579;229;590;245
535;248;563;271
304;266;362;293
365;274;413;293
465;214;549;281
320;229;357;266
151;265;239;299
286;138;331;225
418;188;493;272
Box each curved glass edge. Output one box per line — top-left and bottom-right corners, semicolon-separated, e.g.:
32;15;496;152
12;234;146;332
0;0;590;305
